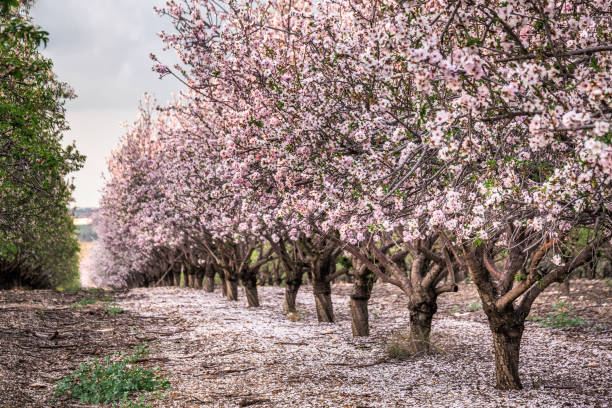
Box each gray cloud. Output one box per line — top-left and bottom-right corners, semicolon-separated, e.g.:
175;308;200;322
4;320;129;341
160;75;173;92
31;0;182;207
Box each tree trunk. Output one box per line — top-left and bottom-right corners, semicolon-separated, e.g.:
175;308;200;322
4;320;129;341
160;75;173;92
219;268;227;298
203;264;215;293
407;290;437;353
284;280;300;313
562;276;570;296
163;271;173;286
193;267;204;289
490;320;524;390
311;253;335;323
172;268;180;287
186;273;193;288
226;276;238;301
313;278;334;323
350;270;374;336
179;267;186;287
244;275;260;307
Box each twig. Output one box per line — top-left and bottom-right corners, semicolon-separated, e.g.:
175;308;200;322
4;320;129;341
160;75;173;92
239;398;271;407
274;341;307;346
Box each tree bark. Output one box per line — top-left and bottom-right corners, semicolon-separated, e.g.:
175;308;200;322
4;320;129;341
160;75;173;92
562;277;570;295
313;277;334;323
284;278;301;313
163;271;173;286
490;318;524;390
350;269;374;336
172;268;181;287
311;251;336;323
226;275;238;301
243;274;260;307
219;268;228;298
407;292;437;353
180;268;186;287
203;264;215;293
193;266;204;289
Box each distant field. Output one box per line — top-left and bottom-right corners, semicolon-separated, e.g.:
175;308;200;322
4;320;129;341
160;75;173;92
78;241;95;288
76;224;98;242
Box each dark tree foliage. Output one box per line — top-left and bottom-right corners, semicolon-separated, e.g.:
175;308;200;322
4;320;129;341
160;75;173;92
0;0;84;288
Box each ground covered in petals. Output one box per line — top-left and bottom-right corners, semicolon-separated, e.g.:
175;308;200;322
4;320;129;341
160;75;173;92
0;280;610;407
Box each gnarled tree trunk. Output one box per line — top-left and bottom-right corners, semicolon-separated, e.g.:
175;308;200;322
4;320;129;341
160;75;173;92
219;267;228;297
350;267;374;336
203;264;215;293
313;277;334;322
225;272;239;301
242;271;260;307
193;266;204;289
311;255;334;322
408;289;438;353
284;274;302;313
172;266;181;287
488;313;524;390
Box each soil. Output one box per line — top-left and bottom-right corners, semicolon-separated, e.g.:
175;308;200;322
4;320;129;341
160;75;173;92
0;279;610;407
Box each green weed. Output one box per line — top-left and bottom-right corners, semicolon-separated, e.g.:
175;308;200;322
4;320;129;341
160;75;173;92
384;333;413;360
53;345;169;406
71;290;113;308
450;306;461;315
528;301;586;328
466;301;482;311
104;304;124;316
71;296;98;308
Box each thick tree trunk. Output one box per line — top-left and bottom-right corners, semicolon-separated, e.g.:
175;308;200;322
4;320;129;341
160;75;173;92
284;281;300;313
489;318;524;390
160;271;169;286
350;270;374;336
219;268;228;297
311;252;336;323
193;267;204;289
407;290;437;353
226;275;238;301
243;275;260;307
172;268;181;287
203;264;215;293
562;277;570;295
313;278;334;323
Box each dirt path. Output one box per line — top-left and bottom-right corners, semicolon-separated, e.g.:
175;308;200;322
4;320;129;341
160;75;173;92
1;280;610;407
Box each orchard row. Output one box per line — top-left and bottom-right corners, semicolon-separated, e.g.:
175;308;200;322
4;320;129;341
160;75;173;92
92;0;612;391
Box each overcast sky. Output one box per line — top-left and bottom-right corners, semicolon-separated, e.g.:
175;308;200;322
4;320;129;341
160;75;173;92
31;1;181;208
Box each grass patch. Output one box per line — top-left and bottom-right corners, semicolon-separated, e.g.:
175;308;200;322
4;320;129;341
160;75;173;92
528;301;586;328
71;290;113;308
87;287;108;295
286;311;301;322
71;296;99;308
383;332;447;359
53;345;169;407
466;301;482;311
384;333;413;360
104;304;124;316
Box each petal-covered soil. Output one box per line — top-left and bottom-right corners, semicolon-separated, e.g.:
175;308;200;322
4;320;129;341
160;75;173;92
0;280;610;407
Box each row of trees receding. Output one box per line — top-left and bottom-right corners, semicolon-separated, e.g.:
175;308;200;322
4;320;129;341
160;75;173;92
0;0;84;289
91;0;612;391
